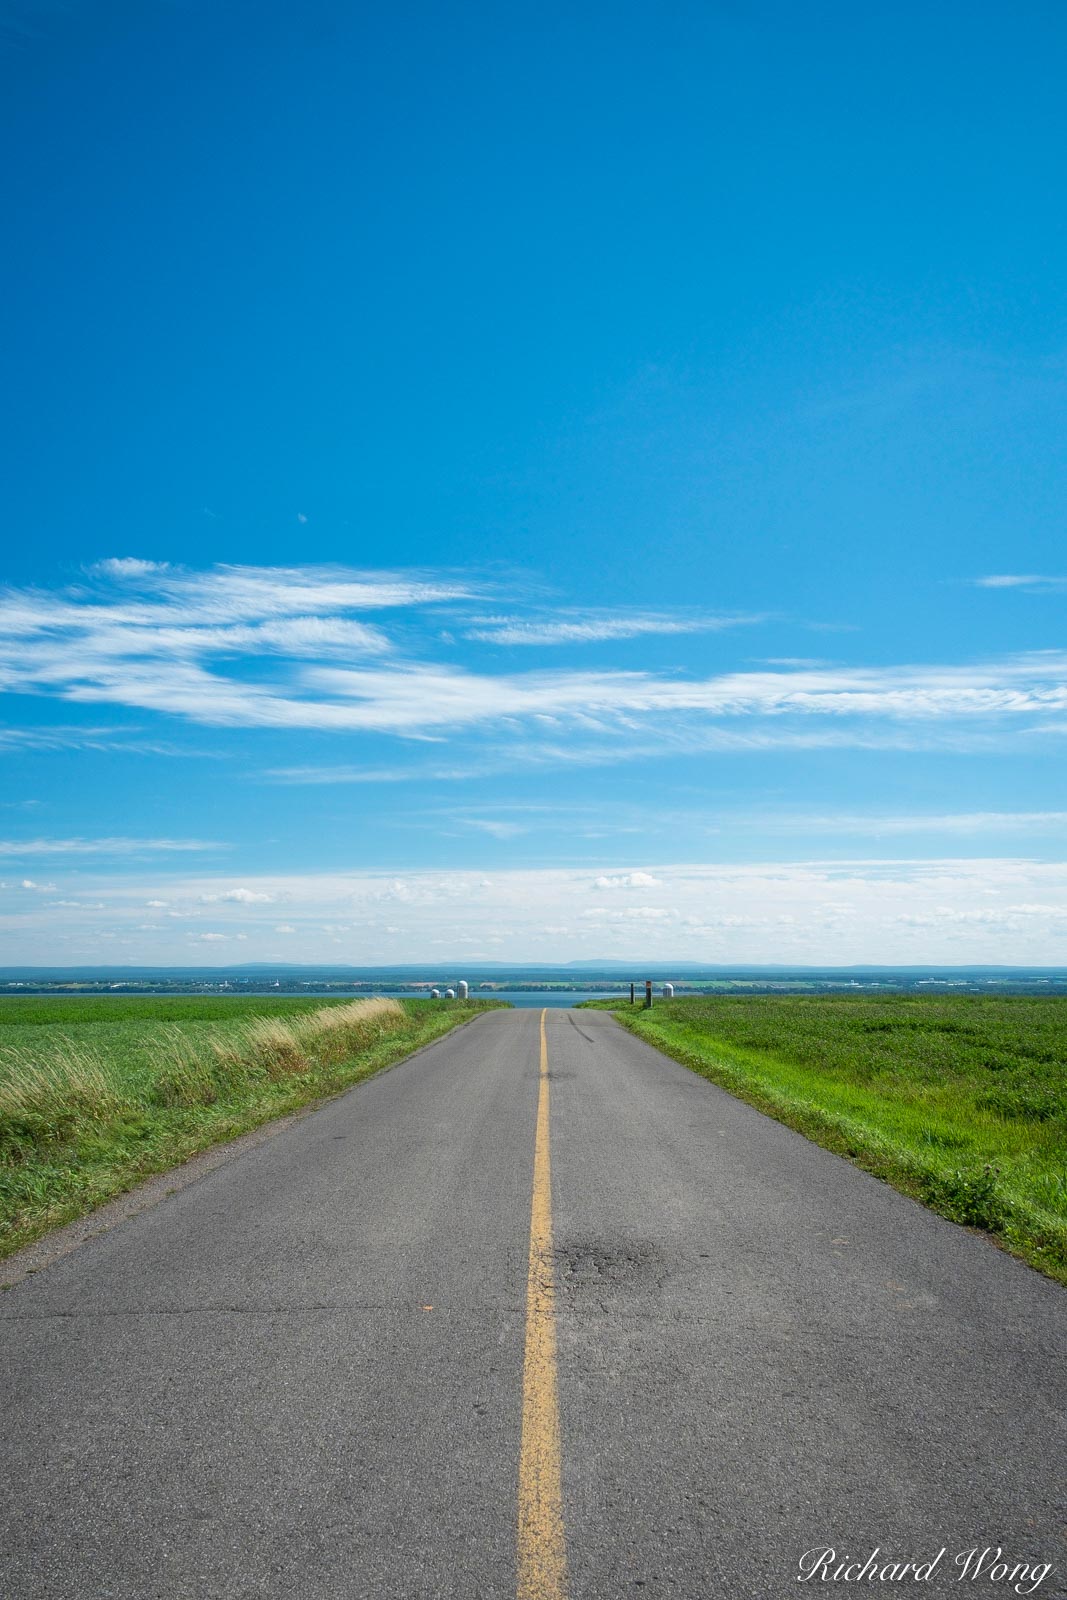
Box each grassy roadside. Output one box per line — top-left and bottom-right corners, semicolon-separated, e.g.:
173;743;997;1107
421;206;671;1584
582;995;1067;1285
0;995;505;1260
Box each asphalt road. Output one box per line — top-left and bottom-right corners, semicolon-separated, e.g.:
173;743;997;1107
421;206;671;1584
1;1008;1064;1599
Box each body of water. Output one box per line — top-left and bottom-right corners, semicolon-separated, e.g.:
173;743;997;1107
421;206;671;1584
383;990;614;1009
0;986;624;1009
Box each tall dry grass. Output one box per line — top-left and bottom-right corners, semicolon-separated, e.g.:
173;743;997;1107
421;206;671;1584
0;997;409;1157
0;1043;132;1153
209;996;407;1079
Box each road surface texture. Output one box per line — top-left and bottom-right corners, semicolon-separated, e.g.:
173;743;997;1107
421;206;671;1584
1;1008;1064;1599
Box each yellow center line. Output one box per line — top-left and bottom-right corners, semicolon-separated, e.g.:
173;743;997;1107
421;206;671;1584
517;1008;568;1600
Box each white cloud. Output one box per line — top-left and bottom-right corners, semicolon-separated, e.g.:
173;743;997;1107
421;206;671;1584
20;878;56;891
274;924;297;934
74;560;475;620
263;765;432;784
0;724;200;756
465;612;763;645
461;818;526;839
267;652;1067;737
195;932;228;942
2;563;1067;766
580;906;674;921
972;575;1066;590
7;859;1067;963
198;888;275;904
0;563;473;722
593;871;662;889
92;558;171;578
764;810;1067;835
0;838;222;856
758;657;831;668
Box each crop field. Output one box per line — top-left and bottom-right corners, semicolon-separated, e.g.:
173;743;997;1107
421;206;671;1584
0;994;504;1259
586;994;1067;1284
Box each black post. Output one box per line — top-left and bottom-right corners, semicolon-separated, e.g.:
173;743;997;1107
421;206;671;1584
630;982;635;1005
644;978;653;1009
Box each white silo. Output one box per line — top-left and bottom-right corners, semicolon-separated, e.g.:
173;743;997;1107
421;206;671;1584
430;988;441;999
663;983;675;998
445;988;456;999
457;980;469;1000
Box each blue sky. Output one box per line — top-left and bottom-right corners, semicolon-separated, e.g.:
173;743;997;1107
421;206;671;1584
2;0;1066;965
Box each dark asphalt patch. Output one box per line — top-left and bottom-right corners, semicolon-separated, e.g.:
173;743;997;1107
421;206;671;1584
554;1238;670;1299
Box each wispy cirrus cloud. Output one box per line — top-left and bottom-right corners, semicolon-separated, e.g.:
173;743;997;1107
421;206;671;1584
464;611;764;645
0;559;477;745
83;559;475;621
263;764;472;785
775;810;1067;835
458;818;528;839
107;650;1057;739
0;566;454;681
0;837;224;856
259;720;1022;782
197;887;275;904
971;575;1067;591
0;562;476;696
0;725;205;755
94;558;171;578
300;654;1067;733
3;563;1067;765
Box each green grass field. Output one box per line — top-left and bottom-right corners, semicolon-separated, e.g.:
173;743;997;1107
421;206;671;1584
584;994;1067;1284
0;994;505;1260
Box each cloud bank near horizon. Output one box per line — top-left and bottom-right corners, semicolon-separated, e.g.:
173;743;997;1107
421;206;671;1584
3;857;1067;967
